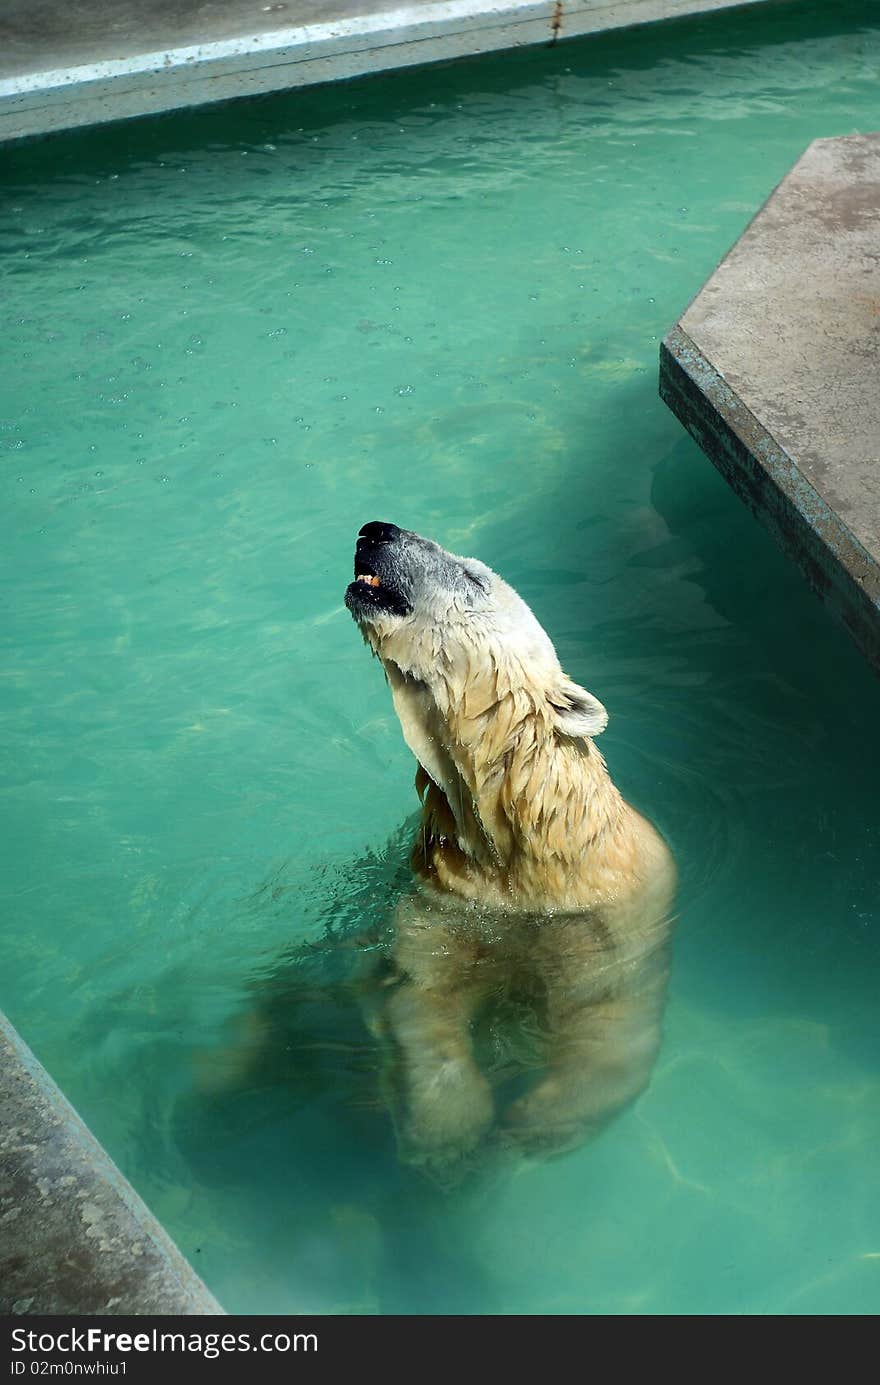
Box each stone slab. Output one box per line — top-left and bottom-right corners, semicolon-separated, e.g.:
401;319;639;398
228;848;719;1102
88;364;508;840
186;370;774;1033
660;132;880;672
0;1013;224;1316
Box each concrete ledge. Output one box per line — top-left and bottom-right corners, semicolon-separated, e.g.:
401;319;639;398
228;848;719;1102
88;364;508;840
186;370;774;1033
0;1013;223;1316
0;0;771;142
660;133;880;674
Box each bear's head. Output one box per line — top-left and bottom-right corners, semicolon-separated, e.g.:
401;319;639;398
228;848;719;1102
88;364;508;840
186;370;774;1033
346;522;616;894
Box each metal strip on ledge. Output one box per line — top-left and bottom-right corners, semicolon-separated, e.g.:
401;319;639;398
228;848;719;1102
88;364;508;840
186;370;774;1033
0;1013;224;1316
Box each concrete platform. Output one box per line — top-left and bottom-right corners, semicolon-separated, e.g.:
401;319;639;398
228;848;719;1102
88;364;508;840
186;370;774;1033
0;1014;223;1315
0;0;770;142
660;133;880;674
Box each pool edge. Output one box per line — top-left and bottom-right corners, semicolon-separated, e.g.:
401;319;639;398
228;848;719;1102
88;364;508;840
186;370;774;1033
0;0;773;143
0;1010;225;1316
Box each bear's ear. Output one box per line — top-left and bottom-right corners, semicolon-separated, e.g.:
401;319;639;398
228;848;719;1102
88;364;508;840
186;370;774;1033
548;677;608;738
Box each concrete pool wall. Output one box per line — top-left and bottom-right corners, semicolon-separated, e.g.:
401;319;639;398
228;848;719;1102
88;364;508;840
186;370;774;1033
0;0;775;142
0;1013;223;1315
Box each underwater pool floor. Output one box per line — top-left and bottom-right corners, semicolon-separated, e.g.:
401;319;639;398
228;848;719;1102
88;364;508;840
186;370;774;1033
1;0;879;1315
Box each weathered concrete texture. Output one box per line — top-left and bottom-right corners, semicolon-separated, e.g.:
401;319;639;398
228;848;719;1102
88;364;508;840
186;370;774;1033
0;1014;224;1315
0;0;414;77
660;132;880;673
0;0;772;143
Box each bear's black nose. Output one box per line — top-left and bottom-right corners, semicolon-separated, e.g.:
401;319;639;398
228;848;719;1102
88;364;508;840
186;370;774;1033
358;521;401;544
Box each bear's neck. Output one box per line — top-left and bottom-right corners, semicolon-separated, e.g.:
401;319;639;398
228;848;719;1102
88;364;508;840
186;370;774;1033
413;688;626;909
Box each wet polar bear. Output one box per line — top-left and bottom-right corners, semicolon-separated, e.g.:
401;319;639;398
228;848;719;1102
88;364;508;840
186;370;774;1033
346;522;676;1167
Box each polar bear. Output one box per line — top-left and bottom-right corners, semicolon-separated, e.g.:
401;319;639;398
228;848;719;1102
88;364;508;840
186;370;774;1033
346;521;676;1166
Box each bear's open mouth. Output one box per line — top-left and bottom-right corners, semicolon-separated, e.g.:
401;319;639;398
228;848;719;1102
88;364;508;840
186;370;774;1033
346;560;412;620
346;573;410;619
345;523;414;621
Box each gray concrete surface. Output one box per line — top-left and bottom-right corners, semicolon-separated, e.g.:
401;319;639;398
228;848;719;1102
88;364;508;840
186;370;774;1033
660;132;880;673
0;1013;224;1315
0;0;772;142
0;0;415;77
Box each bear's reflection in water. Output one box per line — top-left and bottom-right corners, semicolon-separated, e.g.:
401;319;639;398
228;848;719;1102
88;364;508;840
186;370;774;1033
192;833;672;1183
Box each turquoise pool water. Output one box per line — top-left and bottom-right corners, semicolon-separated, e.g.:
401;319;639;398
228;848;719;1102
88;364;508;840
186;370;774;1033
2;0;879;1315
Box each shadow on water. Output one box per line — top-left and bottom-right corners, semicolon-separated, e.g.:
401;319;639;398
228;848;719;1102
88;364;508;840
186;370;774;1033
646;430;880;1026
89;825;499;1311
173;830;408;1195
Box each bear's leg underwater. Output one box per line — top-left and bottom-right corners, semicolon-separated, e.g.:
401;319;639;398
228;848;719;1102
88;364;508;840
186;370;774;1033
372;895;496;1169
501;936;671;1155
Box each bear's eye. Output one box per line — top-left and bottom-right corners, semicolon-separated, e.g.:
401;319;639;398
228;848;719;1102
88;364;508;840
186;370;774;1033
461;565;489;596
